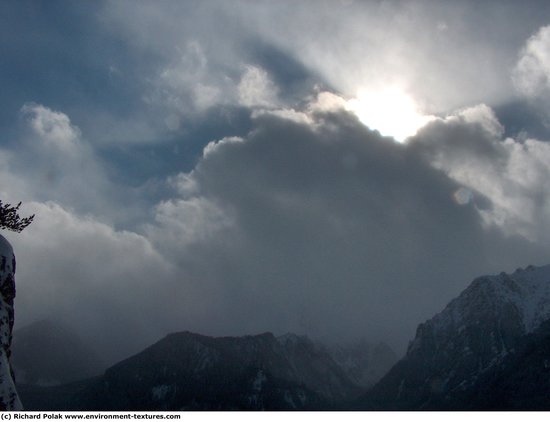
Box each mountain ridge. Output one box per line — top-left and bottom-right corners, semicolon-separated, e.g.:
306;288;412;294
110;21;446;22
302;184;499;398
357;263;550;410
19;263;550;410
20;330;365;410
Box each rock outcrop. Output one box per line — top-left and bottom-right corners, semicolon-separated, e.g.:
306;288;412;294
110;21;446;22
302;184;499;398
0;234;22;410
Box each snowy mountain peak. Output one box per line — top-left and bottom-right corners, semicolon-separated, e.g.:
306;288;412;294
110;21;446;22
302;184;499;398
506;264;550;332
421;264;550;347
361;263;550;410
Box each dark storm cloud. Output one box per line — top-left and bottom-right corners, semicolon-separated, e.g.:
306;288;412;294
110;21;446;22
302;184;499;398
145;104;547;353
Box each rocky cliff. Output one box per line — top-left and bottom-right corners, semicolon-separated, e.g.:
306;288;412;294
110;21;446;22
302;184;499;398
0;234;22;410
359;264;550;410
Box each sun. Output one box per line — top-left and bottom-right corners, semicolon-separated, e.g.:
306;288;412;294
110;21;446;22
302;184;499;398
345;87;435;143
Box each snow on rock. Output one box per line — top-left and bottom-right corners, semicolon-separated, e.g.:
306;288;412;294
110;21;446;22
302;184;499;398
362;264;550;410
424;264;550;343
0;235;22;410
409;264;550;387
151;384;173;401
252;369;267;392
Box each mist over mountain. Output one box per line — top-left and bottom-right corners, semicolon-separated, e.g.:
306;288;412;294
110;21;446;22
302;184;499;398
16;264;550;410
325;339;397;388
12;319;105;386
19;331;361;410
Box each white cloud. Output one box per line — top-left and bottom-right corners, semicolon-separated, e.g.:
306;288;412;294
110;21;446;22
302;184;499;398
513;25;550;97
450;104;504;138
149;41;229;120
413;104;550;242
149;196;233;251
0;103;144;229
237;65;279;108
21;103;81;153
308;91;348;113
203;136;244;158
151;44;282;128
93;1;550;144
252;108;312;125
9;201;172;362
154;49;281;122
223;0;529;114
167;173;199;197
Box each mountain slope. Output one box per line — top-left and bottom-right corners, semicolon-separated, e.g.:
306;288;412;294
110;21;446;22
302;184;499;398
21;331;361;410
326;339;397;388
453;318;550;410
358;264;550;410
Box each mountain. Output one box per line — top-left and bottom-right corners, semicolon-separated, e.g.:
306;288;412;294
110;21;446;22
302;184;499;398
12;319;105;386
0;234;22;410
20;331;361;410
358;264;550;410
450;318;550;410
326;339;398;388
20;264;550;411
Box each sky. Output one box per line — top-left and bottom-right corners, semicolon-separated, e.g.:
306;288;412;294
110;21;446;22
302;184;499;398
2;0;550;363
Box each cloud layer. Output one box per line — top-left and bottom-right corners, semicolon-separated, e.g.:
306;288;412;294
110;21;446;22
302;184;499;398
2;2;550;364
3;98;550;363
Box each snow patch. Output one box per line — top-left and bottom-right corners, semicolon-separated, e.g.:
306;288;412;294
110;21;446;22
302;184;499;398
151;384;173;401
429;264;550;337
252;369;267;392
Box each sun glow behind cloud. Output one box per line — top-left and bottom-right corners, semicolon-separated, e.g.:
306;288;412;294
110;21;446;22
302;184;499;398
346;87;436;142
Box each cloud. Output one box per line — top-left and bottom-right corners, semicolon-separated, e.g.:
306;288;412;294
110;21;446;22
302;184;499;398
238;65;279;108
149;196;233;252
412;104;550;243
21;104;82;153
0;103;154;230
148;42;281;133
153;41;226;115
94;0;550;130
2;93;548;363
9;201;173;362
142;96;547;350
4;1;550;364
513;25;550;98
13;104;118;220
223;0;549;113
